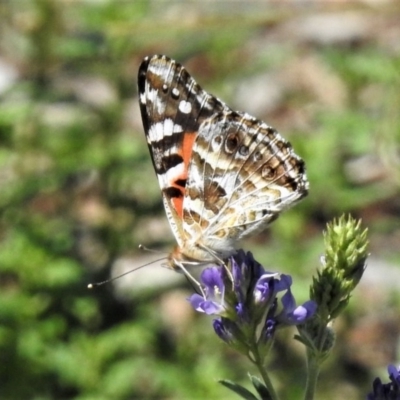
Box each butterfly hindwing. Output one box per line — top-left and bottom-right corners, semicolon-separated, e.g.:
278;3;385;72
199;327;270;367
183;110;308;253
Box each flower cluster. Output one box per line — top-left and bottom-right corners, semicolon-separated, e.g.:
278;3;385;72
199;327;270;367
183;216;369;400
299;215;369;363
310;215;368;322
188;250;316;358
368;365;400;400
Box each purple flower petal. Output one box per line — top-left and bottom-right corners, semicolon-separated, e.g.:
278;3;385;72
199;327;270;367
189;294;205;310
368;364;400;399
281;289;296;312
188;267;227;315
288;302;315;323
213;318;235;343
231;256;242;282
201;267;224;294
302;300;318;317
276;274;292;292
188;294;225;315
253;273;277;304
201;300;224;315
388;364;400;386
277;291;317;325
235;302;248;321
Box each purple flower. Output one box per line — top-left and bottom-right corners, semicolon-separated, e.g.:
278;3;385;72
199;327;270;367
188;250;317;349
367;365;400;400
253;272;279;305
235;302;247;320
188;267;225;315
276;289;318;325
213;318;236;343
256;297;278;342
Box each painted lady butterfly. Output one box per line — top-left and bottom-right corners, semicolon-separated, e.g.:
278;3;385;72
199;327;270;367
138;55;308;280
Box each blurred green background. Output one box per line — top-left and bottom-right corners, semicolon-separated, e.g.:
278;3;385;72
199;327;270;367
0;1;399;399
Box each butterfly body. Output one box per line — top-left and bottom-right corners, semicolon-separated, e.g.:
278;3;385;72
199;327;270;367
138;55;308;273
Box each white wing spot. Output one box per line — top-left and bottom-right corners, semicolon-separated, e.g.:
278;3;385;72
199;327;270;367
159;162;185;185
172;88;180;97
173;124;183;133
145;88;166;114
179;100;192;114
148;119;174;142
146;87;158;103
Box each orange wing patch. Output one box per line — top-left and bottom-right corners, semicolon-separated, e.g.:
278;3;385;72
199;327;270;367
168;131;197;218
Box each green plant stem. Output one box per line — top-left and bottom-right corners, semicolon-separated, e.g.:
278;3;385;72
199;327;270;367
303;349;321;400
303;319;330;400
251;346;279;400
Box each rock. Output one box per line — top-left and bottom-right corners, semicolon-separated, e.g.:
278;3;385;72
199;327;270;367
0;58;18;94
285;12;373;45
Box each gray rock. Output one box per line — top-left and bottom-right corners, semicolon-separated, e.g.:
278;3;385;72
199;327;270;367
0;58;18;94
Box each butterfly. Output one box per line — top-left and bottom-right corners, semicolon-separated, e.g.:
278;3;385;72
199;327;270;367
138;55;308;283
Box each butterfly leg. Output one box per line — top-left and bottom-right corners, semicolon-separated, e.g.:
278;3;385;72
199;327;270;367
220;261;234;289
176;262;206;298
213;256;234;286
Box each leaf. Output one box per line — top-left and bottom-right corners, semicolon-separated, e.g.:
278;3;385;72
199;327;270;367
218;379;259;400
248;374;273;400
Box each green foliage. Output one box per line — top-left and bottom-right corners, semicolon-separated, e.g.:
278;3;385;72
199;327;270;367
0;1;399;399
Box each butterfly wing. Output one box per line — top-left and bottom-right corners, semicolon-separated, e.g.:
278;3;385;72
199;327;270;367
138;55;228;247
138;54;309;264
183;109;309;255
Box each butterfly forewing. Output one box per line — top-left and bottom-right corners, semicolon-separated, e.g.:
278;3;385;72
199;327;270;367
138;56;228;228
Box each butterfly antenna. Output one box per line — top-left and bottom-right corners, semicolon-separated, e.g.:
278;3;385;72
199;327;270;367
138;244;167;255
87;256;167;289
